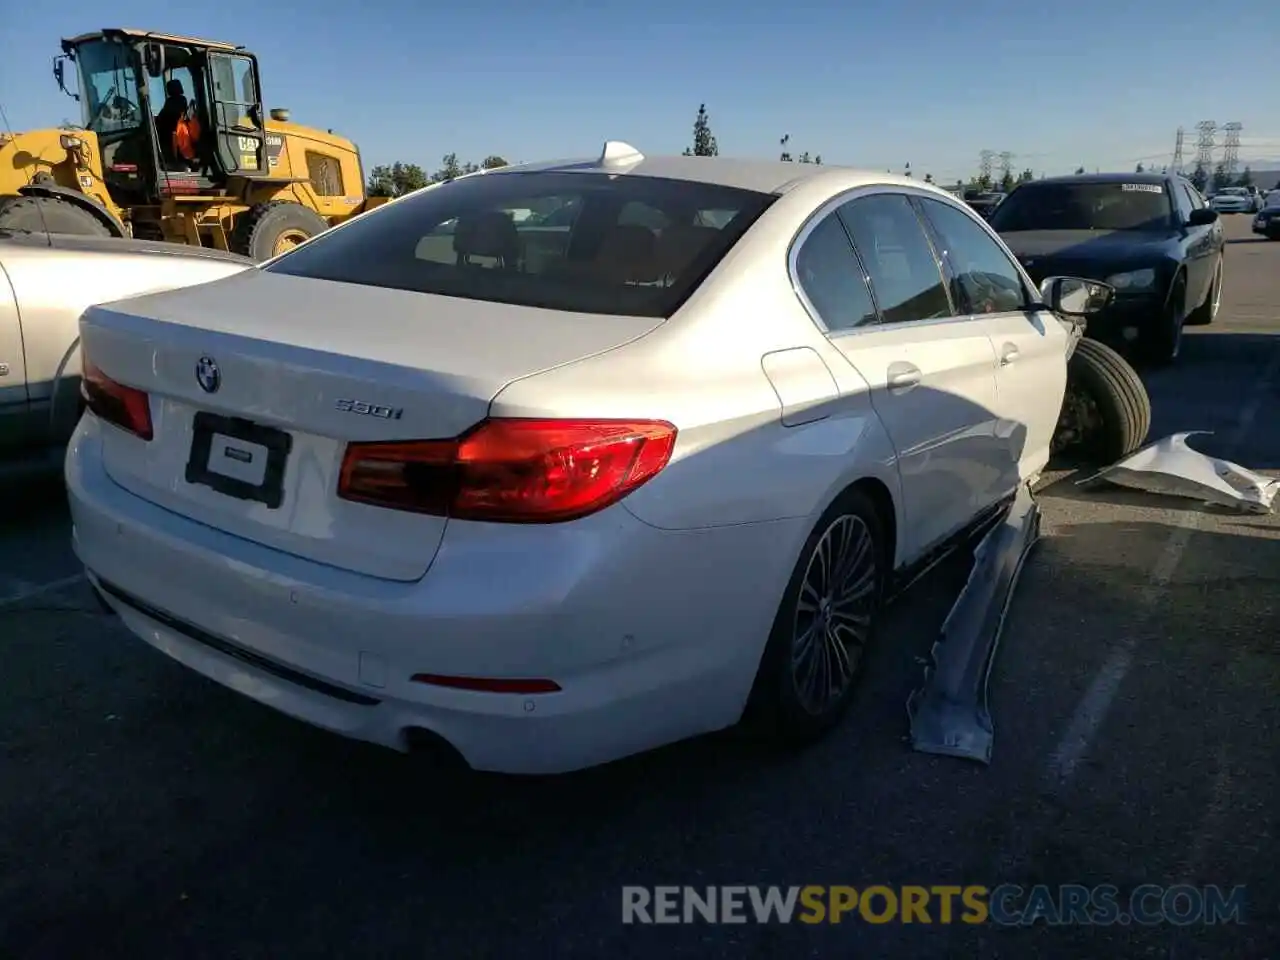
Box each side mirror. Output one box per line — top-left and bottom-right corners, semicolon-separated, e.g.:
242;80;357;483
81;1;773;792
52;56;78;100
1186;207;1218;227
1040;276;1113;317
143;43;165;78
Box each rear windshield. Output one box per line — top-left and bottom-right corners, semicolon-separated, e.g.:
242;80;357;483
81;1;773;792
988;182;1173;232
265;171;776;318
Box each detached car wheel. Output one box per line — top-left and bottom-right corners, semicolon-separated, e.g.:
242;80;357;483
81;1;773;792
748;488;886;745
1054;337;1151;464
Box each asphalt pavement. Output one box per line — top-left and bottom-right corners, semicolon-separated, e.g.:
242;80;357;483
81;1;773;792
1;216;1277;959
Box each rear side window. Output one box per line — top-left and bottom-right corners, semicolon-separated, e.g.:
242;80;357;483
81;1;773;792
837;194;952;324
266;171;775;318
793;213;879;332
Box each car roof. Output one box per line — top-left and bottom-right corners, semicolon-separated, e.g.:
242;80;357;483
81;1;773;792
1028;172;1171;187
475;145;927;196
0;230;253;264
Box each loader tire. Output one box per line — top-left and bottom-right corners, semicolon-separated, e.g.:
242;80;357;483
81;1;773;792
231;201;329;261
1058;336;1151;464
0;195;112;237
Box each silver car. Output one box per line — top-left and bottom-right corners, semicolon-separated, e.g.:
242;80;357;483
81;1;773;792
1;231;252;479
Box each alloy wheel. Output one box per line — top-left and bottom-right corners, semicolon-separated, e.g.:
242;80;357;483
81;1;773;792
790;514;877;716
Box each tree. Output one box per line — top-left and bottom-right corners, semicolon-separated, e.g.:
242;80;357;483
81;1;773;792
433;153;464;182
366;161;428;198
1190;163;1209;191
1211;162;1230;192
1000;170;1015;192
924;173;934;184
1135;162;1145;173
779;134;792;162
975;173;992;190
682;104;718;157
799;152;812;164
813;155;822;165
1074;166;1086;175
1236;166;1253;187
481;155;509;170
1017;168;1035;183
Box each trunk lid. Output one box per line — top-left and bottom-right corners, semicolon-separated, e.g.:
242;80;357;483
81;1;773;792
81;270;662;581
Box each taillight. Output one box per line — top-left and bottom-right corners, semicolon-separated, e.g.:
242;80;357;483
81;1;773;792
81;359;153;440
337;418;677;523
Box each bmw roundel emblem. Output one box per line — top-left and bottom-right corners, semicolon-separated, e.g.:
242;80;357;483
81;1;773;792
196;356;221;394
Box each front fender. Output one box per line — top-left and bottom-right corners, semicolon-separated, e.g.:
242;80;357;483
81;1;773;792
18;183;126;237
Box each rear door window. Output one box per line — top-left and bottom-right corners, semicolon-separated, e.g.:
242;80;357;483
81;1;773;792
836;194;953;324
266;171;775;318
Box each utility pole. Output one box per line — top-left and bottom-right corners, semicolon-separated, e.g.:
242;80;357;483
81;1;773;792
1222;122;1243;178
978;149;995;184
998;151;1014;183
1194;120;1217;171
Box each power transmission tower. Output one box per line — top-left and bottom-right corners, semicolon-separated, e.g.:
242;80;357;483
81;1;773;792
1194;121;1217;170
998;151;1015;182
1222;122;1243;177
978;149;995;183
1171;127;1185;173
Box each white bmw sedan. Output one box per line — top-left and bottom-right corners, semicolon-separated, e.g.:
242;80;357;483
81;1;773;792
66;143;1107;774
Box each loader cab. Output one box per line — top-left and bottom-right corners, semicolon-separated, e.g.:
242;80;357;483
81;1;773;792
57;30;269;202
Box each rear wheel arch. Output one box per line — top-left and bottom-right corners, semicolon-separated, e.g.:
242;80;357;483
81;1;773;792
846;476;897;573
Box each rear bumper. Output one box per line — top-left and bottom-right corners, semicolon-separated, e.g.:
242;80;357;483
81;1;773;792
65;416;803;774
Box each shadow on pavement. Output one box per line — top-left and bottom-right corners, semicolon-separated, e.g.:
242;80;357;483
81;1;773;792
1;514;1276;959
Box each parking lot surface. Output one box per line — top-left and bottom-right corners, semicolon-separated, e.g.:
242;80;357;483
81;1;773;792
2;217;1277;958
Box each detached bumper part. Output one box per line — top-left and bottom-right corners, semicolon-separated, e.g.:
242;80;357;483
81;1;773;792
1081;431;1278;514
907;482;1041;764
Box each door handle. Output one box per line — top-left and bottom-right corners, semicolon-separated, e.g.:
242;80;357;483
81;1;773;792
887;361;922;394
999;343;1019;366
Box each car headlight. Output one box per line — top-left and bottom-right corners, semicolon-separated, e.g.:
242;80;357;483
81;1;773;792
1105;268;1157;291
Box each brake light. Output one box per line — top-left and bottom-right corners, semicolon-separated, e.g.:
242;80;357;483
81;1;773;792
337;418;677;522
81;359;153;440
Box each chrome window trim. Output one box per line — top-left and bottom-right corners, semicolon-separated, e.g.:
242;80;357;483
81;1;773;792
786;182;1039;340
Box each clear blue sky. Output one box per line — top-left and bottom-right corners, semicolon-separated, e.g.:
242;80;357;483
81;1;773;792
2;0;1277;184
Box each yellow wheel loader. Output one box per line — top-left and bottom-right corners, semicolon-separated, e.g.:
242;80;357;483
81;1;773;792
0;29;391;259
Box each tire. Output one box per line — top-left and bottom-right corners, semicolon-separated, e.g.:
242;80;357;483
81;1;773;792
230;201;329;261
1185;256;1222;327
747;487;887;745
1139;272;1186;365
1058;337;1151;464
0;195;112;237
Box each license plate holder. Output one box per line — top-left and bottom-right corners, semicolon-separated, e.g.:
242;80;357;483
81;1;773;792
185;412;292;509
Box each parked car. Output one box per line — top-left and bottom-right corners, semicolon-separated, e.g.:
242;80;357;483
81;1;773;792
963;190;1006;219
1;231;252;480
1252;201;1280;240
66;145;1149;774
1209;187;1256;214
988;172;1225;363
